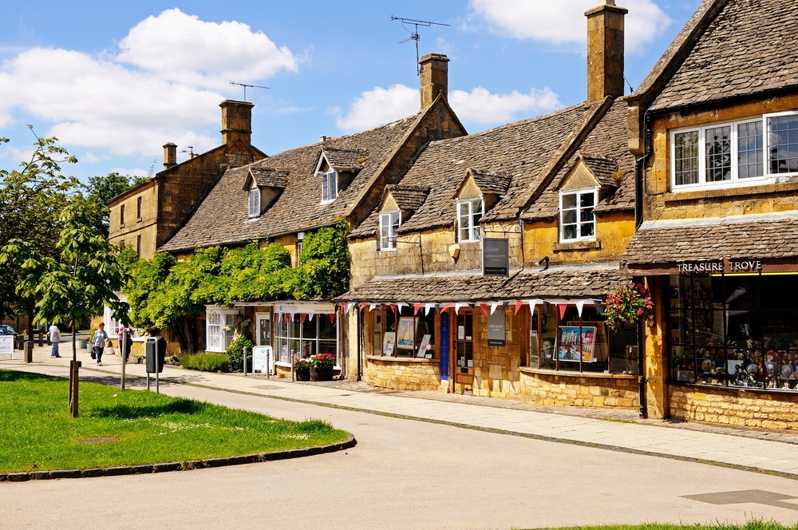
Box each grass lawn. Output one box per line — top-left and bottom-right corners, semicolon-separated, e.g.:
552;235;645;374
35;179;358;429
0;370;350;473
544;523;798;530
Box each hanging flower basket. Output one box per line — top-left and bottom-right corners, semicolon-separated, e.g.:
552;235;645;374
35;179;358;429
604;282;654;330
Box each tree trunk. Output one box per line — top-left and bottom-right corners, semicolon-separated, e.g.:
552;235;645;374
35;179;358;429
69;318;79;418
183;318;195;353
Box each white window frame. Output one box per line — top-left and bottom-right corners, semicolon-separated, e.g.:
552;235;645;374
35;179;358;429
274;311;340;368
670;111;798;192
206;307;238;353
247;182;260;218
456;198;483;243
379;210;401;251
320;170;338;203
559;188;597;243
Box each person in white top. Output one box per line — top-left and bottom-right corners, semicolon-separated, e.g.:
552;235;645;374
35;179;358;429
48;324;61;358
92;323;108;366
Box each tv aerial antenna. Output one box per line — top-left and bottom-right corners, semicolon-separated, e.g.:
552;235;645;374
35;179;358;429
230;81;270;101
181;146;195;159
390;16;450;75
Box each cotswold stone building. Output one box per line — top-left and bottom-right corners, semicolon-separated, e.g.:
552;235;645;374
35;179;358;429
158;54;465;376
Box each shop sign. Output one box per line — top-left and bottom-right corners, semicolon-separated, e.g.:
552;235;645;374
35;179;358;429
482;238;509;276
487;310;506;346
558;326;596;363
252;346;273;374
0;335;12;355
677;258;763;275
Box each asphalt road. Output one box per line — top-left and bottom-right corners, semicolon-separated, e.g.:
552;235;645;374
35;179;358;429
2;370;798;529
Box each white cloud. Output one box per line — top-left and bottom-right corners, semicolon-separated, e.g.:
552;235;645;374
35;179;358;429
470;0;670;54
0;9;297;157
450;87;560;124
335;84;562;132
335;84;418;132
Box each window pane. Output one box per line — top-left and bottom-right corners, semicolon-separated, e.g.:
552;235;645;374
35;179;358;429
674;131;699;185
705;125;732;182
768;115;798;174
738;121;763;178
563;224;577;240
580;207;595;222
562;209;577;224
580;221;595;238
579;192;595;208
562;193;577;209
470;200;482;241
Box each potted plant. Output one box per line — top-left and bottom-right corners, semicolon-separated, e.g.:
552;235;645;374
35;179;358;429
604;281;654;330
294;357;311;381
309;353;336;381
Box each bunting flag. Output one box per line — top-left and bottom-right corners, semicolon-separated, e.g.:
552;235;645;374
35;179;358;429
308;312;315;322
283;313;292;323
576;300;585;318
328;313;336;324
413;303;423;316
527;299;539;317
368;303;377;312
558;304;568;320
346;302;355;314
479;303;490;317
424;303;435;316
397;303;406;313
358;303;369;311
490;302;500;315
299;313;307;324
454;302;468;314
514;300;524;315
439;303;452;312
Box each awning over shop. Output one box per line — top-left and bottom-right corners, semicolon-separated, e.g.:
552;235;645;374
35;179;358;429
621;212;798;275
335;263;625;304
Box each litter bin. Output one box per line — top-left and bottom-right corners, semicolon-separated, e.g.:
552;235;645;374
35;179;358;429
145;337;166;374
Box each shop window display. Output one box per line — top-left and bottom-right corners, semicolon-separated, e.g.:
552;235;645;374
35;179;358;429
669;274;798;391
371;306;435;357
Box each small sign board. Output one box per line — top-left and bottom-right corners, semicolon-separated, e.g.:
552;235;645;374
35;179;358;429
253;346;273;374
482;238;509;276
397;317;416;350
487;310;506;346
678;258;763;275
383;332;396;356
0;335;12;355
416;334;432;358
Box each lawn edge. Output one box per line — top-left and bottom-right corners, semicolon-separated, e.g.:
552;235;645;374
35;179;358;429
0;434;356;482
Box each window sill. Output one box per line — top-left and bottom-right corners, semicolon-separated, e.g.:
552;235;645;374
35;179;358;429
671;381;798;397
554;240;601;252
520;367;637;380
367;355;436;363
664;178;798;203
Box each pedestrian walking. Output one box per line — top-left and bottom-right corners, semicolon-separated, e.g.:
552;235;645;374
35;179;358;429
48;324;61;358
92;323;108;366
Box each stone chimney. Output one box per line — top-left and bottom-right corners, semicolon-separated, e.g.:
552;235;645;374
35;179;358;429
585;0;628;101
419;53;449;109
220;100;254;148
162;142;177;168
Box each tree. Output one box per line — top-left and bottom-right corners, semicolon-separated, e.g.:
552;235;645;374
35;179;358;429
83;172;149;236
0;130;78;331
34;195;127;417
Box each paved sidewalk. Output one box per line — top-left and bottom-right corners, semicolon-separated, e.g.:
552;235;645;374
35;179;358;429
4;345;798;479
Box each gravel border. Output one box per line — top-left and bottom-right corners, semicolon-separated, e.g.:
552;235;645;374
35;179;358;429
0;435;356;482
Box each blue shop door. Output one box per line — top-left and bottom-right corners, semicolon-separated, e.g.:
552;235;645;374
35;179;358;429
440;312;449;380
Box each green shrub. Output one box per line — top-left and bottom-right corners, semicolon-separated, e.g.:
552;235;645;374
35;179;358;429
181;353;230;372
226;334;253;372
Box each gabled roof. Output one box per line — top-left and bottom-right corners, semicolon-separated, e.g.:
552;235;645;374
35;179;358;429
647;0;798;112
349;101;601;238
385;185;430;215
160;112;423;251
523;99;636;221
244;167;288;190
456;168;513;196
320;147;368;173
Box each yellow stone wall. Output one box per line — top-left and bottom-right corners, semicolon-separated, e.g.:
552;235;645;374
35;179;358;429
108;181;159;259
519;371;639;409
646;94;798;222
670;385;798;431
523;212;635;265
364;357;441;391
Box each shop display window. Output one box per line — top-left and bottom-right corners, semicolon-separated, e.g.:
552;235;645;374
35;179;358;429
276;313;338;366
371;306;435;358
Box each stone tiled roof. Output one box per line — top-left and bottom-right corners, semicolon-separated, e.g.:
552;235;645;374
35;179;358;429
248;167;288;189
322;147;368;172
621;213;798;267
349;102;599;238
467;168;513;195
160;113;422;251
387;185;430;214
650;0;798;112
336;264;626;302
523;99;636;221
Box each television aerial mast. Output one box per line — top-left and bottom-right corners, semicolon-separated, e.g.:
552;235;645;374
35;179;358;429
390;16;450;75
229;81;270;102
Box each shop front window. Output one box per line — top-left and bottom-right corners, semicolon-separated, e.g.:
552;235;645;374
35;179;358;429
456;311;473;371
206;307;238;353
528;304;637;375
372;306;435;357
669;273;798;391
276;312;338;366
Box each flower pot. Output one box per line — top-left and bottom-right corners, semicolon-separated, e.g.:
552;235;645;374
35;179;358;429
295;366;310;381
310;365;333;381
79;339;88;349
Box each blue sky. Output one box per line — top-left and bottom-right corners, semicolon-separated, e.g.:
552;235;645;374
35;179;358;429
0;0;701;182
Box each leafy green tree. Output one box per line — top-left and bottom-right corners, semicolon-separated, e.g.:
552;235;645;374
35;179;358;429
83;172;149;236
0;130;78;331
294;221;351;299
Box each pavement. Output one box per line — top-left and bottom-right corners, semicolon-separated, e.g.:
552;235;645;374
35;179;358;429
2;345;798;529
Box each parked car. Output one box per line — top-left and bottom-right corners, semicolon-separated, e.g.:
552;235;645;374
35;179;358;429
0;325;17;336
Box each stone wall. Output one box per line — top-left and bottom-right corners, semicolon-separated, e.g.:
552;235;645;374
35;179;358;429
364;356;441;391
670;385;798;431
519;370;639;408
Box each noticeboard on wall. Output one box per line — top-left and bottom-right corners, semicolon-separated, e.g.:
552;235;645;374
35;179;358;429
482;238;509;276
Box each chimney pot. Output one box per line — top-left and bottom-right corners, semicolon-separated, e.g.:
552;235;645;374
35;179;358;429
419;53;449;110
585;1;628;101
163;142;177;168
320;135;330;143
220;100;254;147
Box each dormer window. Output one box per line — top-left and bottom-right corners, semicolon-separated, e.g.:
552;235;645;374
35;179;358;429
456;198;483;242
559;189;596;242
248;183;261;218
379;211;400;250
320;170;337;203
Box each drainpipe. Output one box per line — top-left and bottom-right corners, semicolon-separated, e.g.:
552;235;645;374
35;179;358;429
356;307;363;381
634;109;653;419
